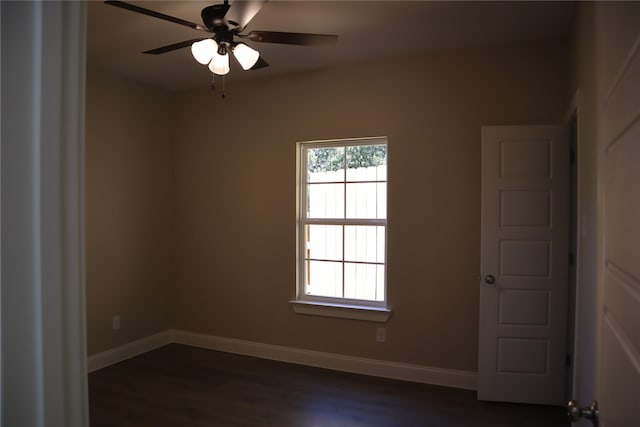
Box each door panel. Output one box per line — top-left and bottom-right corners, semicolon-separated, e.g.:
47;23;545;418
478;125;569;405
501;190;550;226
499;289;549;326
500;240;550;276
500;139;551;177
497;338;548;374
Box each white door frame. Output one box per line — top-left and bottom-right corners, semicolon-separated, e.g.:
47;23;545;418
564;89;598;413
1;2;88;426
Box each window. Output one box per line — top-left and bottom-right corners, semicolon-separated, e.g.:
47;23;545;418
292;137;390;321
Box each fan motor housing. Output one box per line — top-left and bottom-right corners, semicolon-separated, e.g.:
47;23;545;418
201;4;231;30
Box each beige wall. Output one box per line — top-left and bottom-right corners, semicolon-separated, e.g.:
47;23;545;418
85;67;175;355
85;40;570;370
171;39;569;371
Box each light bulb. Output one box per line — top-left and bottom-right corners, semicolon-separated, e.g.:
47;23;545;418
233;43;260;70
209;50;230;75
191;39;217;65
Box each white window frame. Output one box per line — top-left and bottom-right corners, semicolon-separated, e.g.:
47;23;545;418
290;137;391;322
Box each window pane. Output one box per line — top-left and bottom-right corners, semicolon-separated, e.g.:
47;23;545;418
345;145;387;182
306;225;342;261
307;147;345;183
346;182;386;219
344;263;384;301
377;182;387;218
345;164;387;182
344;226;385;263
307;183;344;218
305;261;343;298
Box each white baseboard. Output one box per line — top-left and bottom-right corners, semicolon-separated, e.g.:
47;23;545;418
87;329;477;390
87;330;174;373
173;329;477;390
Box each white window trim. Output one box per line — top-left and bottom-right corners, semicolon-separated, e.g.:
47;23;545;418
289;300;391;322
294;136;390;321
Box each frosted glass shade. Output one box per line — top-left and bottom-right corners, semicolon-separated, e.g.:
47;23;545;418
191;39;217;65
233;43;259;70
208;51;230;75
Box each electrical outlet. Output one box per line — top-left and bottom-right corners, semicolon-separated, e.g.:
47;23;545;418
112;315;121;330
376;327;386;343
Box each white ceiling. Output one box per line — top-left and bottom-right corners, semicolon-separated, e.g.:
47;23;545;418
87;1;576;92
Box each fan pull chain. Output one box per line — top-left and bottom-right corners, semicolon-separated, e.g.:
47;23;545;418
222;75;226;99
209;74;227;99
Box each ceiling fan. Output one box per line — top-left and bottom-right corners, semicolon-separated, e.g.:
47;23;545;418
105;0;338;91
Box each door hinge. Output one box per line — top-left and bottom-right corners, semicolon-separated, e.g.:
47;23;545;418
566;353;572;367
570;150;576;164
569;252;575;265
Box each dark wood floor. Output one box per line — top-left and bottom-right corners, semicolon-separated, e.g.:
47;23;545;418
89;344;569;427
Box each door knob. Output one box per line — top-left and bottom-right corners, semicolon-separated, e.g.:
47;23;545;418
484;275;495;285
567;400;599;425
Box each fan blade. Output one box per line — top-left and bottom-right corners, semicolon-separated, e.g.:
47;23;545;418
143;38;206;55
245;31;338;47
250;56;269;70
104;1;209;32
225;0;268;29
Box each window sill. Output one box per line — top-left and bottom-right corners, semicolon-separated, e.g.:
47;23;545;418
289;300;391;322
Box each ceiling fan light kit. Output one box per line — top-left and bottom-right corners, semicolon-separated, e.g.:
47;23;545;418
104;0;338;94
208;49;230;75
191;38;217;65
233;43;260;70
191;39;258;75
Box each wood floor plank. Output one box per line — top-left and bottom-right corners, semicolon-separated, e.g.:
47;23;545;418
89;344;569;427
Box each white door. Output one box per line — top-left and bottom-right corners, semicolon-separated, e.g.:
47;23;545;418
592;3;640;426
478;125;570;405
